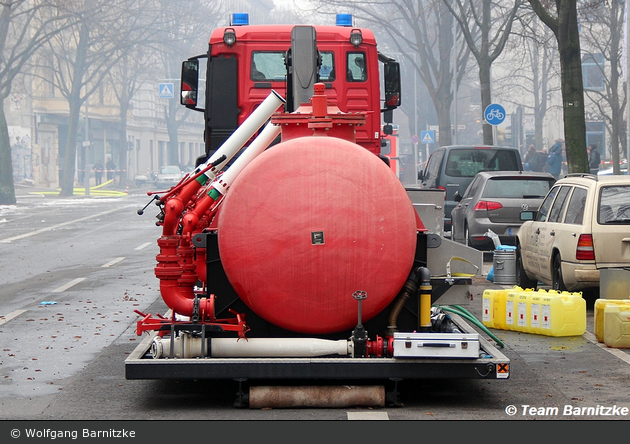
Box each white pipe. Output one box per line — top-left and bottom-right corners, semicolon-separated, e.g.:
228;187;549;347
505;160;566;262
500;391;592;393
196;90;285;181
151;335;350;359
212;122;281;195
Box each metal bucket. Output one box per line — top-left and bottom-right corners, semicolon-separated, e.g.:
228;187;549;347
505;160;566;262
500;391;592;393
493;248;516;285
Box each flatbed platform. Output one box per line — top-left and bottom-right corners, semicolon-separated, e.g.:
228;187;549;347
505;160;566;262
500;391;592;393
125;314;510;381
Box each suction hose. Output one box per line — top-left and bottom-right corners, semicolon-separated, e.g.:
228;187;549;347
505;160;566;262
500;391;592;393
387;267;421;335
437;304;505;348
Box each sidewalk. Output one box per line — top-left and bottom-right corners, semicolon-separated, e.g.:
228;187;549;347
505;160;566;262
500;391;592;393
13;180;127;199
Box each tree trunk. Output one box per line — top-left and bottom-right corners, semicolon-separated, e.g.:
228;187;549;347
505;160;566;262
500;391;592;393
60;97;82;196
557;2;588;173
479;57;493;145
0;103;16;204
118;101;129;189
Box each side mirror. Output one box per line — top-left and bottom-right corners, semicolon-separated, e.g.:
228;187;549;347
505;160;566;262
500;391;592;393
383;61;401;109
453;191;462;203
180;60;199;107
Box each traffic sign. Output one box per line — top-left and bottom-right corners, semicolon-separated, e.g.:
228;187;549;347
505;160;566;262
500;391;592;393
421;130;435;144
484;103;506;125
411;134;419;144
158;83;174;99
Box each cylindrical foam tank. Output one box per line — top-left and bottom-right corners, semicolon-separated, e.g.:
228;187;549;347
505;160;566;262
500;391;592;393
217;136;417;334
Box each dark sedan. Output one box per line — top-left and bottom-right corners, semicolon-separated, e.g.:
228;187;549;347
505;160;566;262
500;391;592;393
451;171;556;250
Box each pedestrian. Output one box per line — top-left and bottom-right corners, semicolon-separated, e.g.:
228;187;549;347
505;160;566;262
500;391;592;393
588;144;601;175
546;144;563;179
93;160;103;186
523;144;537;164
523;145;538;171
106;157;115;181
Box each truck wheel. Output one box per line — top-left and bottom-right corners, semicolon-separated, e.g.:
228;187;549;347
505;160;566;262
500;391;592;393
516;245;536;290
552;254;567;291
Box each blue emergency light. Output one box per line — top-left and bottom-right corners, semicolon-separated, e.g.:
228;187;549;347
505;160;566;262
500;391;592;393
336;14;353;26
232;13;249;26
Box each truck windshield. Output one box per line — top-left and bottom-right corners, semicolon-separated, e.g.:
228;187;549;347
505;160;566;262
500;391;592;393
251;51;287;81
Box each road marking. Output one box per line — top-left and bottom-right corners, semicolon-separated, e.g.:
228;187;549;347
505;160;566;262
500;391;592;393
0;309;27;326
0;205;135;243
101;257;125;268
52;277;86;293
134;242;153;251
584;331;630;365
347;412;389;420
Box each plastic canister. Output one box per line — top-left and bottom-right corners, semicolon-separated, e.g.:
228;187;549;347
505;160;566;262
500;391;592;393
492;245;517;285
482;289;496;328
595;299;630;343
483;287;522;329
603;304;630;348
537;290;586;337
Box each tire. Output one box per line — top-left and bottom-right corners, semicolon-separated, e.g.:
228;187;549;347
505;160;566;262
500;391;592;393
516;245;537;290
552;254;567;291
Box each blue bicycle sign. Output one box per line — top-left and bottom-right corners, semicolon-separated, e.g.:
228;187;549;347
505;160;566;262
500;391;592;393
484;103;506;126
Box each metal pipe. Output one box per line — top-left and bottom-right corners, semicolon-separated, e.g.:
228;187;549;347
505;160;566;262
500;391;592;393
248;385;385;409
212;122;281;195
197;90;285;182
151;335;350;359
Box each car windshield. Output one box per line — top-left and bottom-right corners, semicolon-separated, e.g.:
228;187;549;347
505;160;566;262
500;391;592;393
445;149;520;178
483;178;553;198
599;185;630;224
160;166;180;174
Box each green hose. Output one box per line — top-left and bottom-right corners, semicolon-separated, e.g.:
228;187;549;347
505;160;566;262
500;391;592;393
435;304;505;349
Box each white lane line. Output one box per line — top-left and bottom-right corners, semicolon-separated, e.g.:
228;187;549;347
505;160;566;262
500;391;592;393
0;310;28;327
347;412;389;420
0;205;136;243
134;242;153;251
52;277;86;293
584;331;630;365
101;257;125;268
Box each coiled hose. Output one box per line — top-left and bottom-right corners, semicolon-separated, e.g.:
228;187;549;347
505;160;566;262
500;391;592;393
436;304;505;349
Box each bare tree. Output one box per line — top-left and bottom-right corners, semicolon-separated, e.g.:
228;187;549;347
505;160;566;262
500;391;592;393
580;0;626;174
40;0;156;196
493;11;561;152
528;0;589;173
443;0;522;146
313;0;471;150
153;0;226;169
0;0;73;204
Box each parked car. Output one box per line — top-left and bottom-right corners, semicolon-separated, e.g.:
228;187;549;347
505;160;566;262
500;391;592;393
418;145;523;232
156;165;183;188
516;174;630;294
451;171;556;250
598;159;628;176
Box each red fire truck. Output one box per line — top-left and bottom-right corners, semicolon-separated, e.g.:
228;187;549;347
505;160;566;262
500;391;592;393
126;13;508;407
180;13;400;164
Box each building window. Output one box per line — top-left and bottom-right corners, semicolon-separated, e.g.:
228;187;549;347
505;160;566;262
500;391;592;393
582;53;605;91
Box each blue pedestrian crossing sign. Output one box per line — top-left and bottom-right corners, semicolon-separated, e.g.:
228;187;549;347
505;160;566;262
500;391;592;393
158;83;174;99
484;103;506;125
421;130;435;144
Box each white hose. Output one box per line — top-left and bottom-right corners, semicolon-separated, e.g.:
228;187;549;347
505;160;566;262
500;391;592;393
197;90;285;181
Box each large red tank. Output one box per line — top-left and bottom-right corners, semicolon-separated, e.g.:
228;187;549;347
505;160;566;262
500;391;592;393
216;135;418;334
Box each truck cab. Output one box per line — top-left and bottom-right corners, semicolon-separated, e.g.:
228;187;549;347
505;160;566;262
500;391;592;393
180;13;401;163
